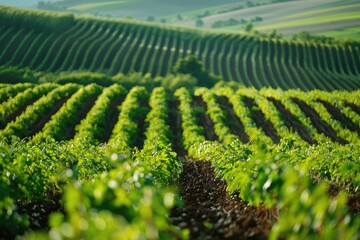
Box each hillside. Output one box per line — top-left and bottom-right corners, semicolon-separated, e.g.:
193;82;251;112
0;5;360;240
34;0;360;40
0;6;359;91
172;0;360;39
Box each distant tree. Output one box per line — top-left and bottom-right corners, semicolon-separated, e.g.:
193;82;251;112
0;66;38;84
246;1;254;7
195;18;204;27
254;16;263;22
176;14;183;21
244;22;253;32
173;55;218;87
160;18;167;23
160;74;197;92
146;16;155;22
268;29;282;39
240;19;247;24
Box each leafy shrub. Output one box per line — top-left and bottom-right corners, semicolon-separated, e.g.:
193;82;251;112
112;72;160;90
55;72;114;86
0;66;38;84
159;74;197;92
0;6;74;32
173;55;219;88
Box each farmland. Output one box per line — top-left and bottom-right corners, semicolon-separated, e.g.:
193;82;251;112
0;6;359;91
0;4;360;240
1;82;360;239
31;0;360;40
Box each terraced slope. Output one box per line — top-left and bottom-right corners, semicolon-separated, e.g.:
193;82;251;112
0;6;359;91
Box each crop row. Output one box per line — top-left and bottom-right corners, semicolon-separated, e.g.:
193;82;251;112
0;6;359;90
1;84;360;146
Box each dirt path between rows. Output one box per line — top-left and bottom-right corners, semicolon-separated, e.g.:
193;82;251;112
171;159;272;239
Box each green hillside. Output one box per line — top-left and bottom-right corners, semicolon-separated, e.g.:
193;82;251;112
0;5;360;240
0;6;359;91
36;0;360;40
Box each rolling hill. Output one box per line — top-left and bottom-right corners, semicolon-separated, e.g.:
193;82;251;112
0;6;359;91
1;4;360;240
34;0;360;40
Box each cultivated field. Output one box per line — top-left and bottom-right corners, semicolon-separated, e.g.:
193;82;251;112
0;6;359;91
0;4;359;240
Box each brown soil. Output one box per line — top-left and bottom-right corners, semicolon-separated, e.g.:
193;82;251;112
317;100;360;136
168;99;187;157
345;102;360;116
102;97;125;143
1;193;63;240
62;95;100;141
192;96;218;141
267;97;317;144
328;184;360;215
291;98;348;144
19;193;63;231
216;96;249;143
133;99;150;149
1;98;38;130
171;160;272;240
242;96;281;143
30;96;71;138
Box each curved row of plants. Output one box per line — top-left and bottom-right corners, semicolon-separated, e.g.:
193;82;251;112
0;6;359;91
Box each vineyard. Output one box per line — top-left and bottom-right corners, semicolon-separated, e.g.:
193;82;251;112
1;4;360;240
1;82;360;239
0;6;360;91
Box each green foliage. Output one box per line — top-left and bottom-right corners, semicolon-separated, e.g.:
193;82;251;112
213;81;242;91
137;87;182;185
0;66;38;84
33;84;103;142
112;72;160;91
55;72;114;87
75;84;128;144
0;6;75;32
0;138;110;237
0;83;34;103
195;18;204;27
291;31;359;46
108;86;149;150
0;81;359;239
192;139;360;239
0;83;80;139
0;83;58;128
195;87;238;144
159;74;197;92
45;152;184;240
173;55;218;88
174;87;205;153
244;22;253;32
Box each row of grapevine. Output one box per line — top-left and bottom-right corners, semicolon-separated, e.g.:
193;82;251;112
1;84;359;147
74;84;128;144
192;139;360;239
0;83;80;139
174;87;205;155
0;83;33;103
136;87;182;185
0;83;58;129
0;136;185;239
194;87;238;145
108;86;149;150
1;6;359;90
32;83;103;142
